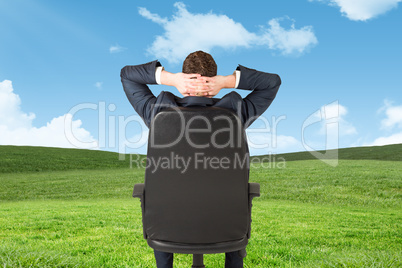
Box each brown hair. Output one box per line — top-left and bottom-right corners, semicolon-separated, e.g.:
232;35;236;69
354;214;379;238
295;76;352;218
182;51;217;77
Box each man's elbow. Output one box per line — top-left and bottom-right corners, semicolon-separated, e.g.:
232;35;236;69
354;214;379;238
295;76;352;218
120;65;130;79
275;74;281;88
267;74;281;91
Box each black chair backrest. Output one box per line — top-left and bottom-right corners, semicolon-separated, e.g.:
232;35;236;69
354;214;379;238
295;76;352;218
143;107;250;244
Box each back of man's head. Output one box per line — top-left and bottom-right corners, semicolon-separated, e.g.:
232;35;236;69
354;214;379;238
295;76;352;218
182;51;217;77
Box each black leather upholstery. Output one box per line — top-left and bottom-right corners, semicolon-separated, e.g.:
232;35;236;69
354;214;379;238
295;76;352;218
133;107;260;256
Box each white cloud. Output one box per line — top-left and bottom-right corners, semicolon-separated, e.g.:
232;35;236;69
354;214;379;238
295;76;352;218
0;80;97;149
310;0;401;21
109;44;126;53
321;102;357;136
364;101;402;146
138;2;318;63
0;80;35;130
379;101;402;129
370;132;402;146
246;130;302;155
95;82;103;89
305;101;356;137
259;18;318;55
138;7;168;24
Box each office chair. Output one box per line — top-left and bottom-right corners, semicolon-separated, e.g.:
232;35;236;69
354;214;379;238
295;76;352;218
133;107;260;267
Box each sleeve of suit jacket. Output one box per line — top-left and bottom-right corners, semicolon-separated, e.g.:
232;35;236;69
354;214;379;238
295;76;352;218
236;65;281;128
120;60;162;127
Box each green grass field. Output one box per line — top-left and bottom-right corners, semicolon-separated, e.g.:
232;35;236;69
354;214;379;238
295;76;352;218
0;145;401;267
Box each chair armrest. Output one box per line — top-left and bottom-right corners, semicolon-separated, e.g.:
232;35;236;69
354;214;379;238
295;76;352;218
132;183;146;239
247;182;260;239
133;183;147;239
248;182;260;199
133;183;145;198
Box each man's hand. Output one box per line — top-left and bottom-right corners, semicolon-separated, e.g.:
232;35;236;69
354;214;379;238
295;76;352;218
175;73;210;97
161;71;209;96
198;76;224;98
161;70;236;97
200;74;236;98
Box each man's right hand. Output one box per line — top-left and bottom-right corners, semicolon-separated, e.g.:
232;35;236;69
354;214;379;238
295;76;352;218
200;74;236;98
161;70;210;97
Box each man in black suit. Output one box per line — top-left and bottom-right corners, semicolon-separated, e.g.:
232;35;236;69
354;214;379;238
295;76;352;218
121;51;281;268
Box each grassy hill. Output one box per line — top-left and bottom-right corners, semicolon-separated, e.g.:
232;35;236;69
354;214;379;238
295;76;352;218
0;144;401;174
257;143;402;162
0;144;401;267
0;145;145;173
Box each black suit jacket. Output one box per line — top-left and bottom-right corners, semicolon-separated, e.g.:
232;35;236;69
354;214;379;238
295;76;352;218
121;60;281;129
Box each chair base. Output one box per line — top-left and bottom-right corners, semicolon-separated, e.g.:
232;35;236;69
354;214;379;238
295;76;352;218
148;236;248;254
192;254;205;268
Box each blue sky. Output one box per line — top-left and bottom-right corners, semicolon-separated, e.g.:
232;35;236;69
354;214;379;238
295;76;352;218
0;0;401;156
